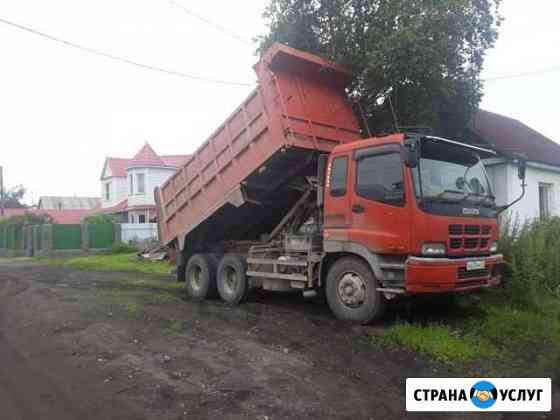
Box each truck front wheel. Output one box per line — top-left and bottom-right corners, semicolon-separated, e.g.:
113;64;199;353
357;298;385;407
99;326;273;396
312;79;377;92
325;257;386;324
217;255;249;304
185;254;218;300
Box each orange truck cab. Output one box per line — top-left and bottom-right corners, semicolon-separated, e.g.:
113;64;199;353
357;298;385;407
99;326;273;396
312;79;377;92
323;133;504;300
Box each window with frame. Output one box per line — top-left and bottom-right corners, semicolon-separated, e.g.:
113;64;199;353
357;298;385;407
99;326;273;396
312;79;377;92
138;214;146;224
329;156;348;197
104;183;110;201
129;174;134;195
539;183;553;219
137;173;146;195
356;152;405;206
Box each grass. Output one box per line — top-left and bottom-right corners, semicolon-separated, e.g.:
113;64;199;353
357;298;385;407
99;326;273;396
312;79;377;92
375;292;560;376
165;319;186;335
376;323;498;364
36;253;171;275
125;302;143;318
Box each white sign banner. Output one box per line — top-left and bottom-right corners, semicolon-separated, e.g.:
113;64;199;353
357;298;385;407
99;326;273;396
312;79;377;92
406;378;551;412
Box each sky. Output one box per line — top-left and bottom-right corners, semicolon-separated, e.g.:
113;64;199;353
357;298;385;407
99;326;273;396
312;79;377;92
0;1;559;204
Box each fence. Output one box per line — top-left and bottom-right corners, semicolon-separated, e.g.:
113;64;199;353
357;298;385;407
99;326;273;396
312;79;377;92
0;224;122;257
121;223;158;243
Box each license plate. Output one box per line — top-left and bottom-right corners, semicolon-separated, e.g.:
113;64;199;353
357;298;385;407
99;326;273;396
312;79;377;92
466;260;485;271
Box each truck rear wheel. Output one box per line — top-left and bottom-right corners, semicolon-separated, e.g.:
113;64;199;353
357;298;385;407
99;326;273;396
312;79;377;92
217;255;249;304
185;254;218;300
325;256;386;324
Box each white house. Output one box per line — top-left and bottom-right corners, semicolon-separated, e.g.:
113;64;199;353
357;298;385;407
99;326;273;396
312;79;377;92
100;143;190;224
469;110;560;221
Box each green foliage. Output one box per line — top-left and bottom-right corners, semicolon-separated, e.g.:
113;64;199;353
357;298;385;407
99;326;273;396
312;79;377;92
125;302;143;318
36;253;170;275
499;215;560;308
0;185;26;208
165;319;186;335
377;294;560;374
83;213;116;224
112;241;139;254
377;323;496;363
258;0;502;137
0;212;55;228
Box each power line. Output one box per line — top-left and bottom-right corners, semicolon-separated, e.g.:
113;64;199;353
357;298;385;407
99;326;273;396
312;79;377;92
484;66;560;82
0;16;254;87
167;0;252;46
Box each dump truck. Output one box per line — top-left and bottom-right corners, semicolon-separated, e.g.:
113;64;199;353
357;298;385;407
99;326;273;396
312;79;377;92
156;43;524;324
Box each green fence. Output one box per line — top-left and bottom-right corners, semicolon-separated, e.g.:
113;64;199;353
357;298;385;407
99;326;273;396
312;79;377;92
89;224;114;249
52;224;82;250
0;223;120;256
7;226;22;250
0;227;6;249
33;225;42;251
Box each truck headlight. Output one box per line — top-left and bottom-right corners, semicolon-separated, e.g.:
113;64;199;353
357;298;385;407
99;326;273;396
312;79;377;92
489;241;498;253
421;243;446;256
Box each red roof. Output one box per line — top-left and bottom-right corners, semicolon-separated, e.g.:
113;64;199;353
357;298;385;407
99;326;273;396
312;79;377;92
472;110;560;166
100;199;128;214
104;157;130;178
102;143;191;179
129;143;165;167
0;208;90;224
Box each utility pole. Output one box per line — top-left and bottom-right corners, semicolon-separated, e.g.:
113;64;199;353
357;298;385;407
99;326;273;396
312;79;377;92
0;166;4;217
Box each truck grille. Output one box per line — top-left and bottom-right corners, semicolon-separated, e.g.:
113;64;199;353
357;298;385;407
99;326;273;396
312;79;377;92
448;224;492;254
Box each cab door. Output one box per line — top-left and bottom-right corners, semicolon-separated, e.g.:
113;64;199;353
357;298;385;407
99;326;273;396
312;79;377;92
323;153;352;239
348;145;410;254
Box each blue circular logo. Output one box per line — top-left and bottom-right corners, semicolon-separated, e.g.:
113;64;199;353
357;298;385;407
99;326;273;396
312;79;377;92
470;381;498;409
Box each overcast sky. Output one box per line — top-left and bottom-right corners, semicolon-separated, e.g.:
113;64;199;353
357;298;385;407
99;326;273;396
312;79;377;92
0;1;559;203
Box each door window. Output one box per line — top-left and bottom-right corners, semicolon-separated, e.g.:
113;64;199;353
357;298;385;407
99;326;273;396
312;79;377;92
356;153;405;206
329;156;348;197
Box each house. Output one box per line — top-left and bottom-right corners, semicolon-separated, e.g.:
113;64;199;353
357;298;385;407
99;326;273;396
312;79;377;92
100;143;190;224
468;110;560;220
38;196;101;211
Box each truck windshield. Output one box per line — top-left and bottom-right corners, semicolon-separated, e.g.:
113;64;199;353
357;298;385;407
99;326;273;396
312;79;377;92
411;139;494;205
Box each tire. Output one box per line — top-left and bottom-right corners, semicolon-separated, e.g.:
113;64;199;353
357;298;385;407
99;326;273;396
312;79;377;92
325;256;386;324
185;254;218;300
217;255;249;304
177;263;186;282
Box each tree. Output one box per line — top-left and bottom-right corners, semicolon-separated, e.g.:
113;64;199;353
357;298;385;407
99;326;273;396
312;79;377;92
83;213;116;224
258;0;502;137
0;212;54;228
0;185;26;208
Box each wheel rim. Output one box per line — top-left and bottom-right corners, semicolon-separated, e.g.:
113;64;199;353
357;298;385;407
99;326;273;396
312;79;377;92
337;271;366;308
190;265;202;291
223;266;238;295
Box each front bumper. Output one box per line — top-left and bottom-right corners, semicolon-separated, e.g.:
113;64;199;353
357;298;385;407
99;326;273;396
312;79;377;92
405;254;503;293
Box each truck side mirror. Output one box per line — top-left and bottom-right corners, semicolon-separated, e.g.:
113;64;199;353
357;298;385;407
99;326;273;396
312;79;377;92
404;138;420;168
512;153;527;180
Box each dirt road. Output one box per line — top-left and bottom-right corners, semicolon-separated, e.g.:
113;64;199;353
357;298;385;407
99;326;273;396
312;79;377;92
0;259;555;419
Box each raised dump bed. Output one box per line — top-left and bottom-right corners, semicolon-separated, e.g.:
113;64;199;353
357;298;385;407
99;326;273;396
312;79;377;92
156;43;361;251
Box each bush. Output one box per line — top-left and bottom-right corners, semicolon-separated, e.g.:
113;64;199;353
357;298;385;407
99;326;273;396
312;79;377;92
84;214;116;224
111;242;139;254
0;212;54;228
500;215;560;308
